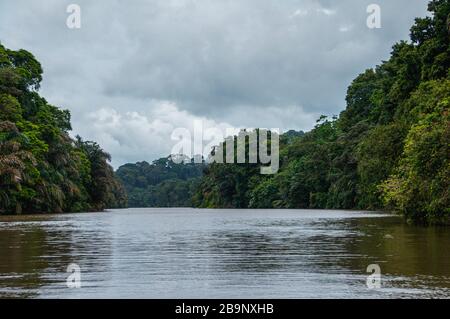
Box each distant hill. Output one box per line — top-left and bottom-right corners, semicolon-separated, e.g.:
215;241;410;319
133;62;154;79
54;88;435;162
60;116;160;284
116;156;205;207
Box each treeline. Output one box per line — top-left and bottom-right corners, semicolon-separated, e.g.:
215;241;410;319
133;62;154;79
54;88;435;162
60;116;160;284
0;43;127;214
194;0;450;224
116;157;204;207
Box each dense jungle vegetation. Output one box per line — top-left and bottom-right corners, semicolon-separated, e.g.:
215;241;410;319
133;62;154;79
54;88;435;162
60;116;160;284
193;0;450;224
116;157;204;207
1;0;448;225
0;43;127;214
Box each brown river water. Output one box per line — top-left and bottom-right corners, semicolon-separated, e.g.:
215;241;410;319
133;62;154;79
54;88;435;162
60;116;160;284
0;208;449;298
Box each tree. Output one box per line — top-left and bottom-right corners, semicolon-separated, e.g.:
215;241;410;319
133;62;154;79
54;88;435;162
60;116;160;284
381;80;450;224
0;121;36;214
115;156;204;207
0;43;127;214
192;0;450;224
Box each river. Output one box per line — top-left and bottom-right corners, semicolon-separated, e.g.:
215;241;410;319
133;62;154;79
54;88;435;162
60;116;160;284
0;208;449;298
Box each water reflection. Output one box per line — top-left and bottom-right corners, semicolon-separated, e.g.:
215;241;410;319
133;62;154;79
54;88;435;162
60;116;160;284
343;217;450;291
0;209;449;298
0;214;113;298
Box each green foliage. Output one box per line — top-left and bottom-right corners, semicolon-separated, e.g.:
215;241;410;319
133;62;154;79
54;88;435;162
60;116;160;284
355;123;406;209
116;156;204;207
248;178;280;208
381;81;450;224
0;43;126;214
194;0;450;224
193;129;281;208
0;94;23;121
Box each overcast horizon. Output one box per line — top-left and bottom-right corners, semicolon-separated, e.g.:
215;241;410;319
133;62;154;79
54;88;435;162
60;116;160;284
0;0;429;168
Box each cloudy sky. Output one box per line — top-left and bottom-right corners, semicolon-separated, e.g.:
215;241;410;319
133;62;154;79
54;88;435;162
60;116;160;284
0;0;429;167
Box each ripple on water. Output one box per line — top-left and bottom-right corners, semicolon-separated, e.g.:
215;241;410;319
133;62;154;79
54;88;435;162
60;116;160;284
0;208;449;298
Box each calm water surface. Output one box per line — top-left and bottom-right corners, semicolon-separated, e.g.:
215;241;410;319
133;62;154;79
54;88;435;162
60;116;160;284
0;208;449;298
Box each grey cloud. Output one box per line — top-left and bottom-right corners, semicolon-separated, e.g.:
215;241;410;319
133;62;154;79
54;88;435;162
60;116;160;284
102;0;428;116
0;0;429;167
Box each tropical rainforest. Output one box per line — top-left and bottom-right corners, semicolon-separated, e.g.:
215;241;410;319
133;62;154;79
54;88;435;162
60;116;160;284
193;0;450;224
1;0;449;225
116;157;204;207
0;43;127;214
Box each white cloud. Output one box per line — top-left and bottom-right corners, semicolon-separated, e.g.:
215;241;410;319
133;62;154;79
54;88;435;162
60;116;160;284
291;9;308;18
0;0;430;167
339;25;353;32
316;8;336;16
81;101;238;167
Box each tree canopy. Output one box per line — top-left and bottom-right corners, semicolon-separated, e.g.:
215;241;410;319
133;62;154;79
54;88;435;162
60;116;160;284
0;43;127;214
193;0;450;224
116;156;204;207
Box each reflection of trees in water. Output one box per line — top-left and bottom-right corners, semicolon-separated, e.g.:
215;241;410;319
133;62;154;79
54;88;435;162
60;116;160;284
0;225;60;298
179;216;450;290
340;217;450;288
0;217;112;298
2;213;449;297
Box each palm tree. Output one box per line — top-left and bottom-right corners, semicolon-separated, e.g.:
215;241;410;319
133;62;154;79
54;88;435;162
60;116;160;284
0;121;35;213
